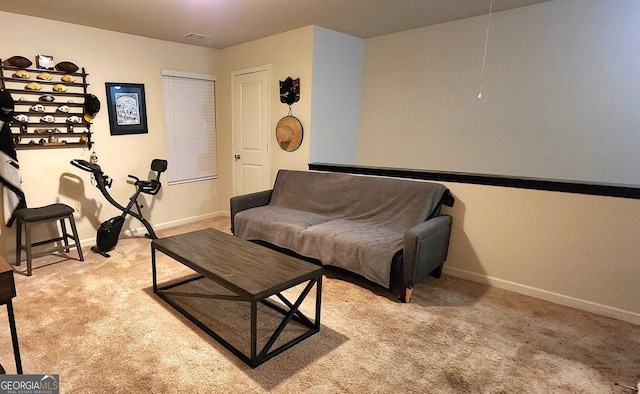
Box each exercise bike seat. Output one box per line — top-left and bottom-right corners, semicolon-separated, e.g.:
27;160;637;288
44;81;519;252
129;159;167;196
135;179;161;195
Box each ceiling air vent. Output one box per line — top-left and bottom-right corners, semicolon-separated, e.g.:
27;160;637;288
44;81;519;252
183;33;211;40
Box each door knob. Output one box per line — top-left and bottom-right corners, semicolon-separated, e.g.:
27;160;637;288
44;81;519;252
234;154;241;160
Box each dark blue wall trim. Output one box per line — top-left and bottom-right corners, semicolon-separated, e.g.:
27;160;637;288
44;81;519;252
308;163;640;200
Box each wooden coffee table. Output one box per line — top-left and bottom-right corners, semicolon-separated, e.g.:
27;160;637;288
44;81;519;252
151;228;323;368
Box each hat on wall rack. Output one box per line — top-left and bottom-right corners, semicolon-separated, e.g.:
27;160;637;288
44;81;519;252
276;115;303;152
3;56;32;68
83;94;101;122
0;89;15;122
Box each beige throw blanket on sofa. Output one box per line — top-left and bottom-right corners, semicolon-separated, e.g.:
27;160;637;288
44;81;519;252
234;170;448;288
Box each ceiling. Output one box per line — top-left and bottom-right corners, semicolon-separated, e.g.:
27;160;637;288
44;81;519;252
0;0;551;49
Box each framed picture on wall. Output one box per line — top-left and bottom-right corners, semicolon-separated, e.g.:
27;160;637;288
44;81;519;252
105;82;148;135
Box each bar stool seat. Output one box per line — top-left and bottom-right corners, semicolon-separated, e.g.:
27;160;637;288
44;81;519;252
14;203;84;276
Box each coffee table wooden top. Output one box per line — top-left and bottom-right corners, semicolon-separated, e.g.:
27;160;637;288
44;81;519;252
152;228;322;300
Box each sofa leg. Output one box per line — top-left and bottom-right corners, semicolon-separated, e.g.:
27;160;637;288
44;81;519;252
430;264;444;279
400;287;413;303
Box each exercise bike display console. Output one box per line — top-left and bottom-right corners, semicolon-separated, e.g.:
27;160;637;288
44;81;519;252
71;158;168;257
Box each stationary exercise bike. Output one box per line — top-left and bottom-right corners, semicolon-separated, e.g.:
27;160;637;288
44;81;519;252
71;158;168;257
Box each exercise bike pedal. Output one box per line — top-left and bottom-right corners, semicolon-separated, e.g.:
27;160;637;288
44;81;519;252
91;246;111;258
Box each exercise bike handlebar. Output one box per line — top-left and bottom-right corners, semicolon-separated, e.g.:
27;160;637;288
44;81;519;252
70;159;102;175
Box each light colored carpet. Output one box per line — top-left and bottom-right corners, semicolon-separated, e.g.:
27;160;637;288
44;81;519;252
0;216;638;393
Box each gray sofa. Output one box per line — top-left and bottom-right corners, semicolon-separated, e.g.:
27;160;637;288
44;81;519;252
230;169;454;302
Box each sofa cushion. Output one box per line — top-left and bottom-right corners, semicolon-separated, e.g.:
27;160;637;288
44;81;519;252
234;206;330;247
299;218;405;287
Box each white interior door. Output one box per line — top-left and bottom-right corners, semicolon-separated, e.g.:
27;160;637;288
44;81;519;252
232;65;271;196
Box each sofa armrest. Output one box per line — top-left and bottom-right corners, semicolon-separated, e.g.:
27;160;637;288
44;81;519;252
403;215;452;288
230;189;273;234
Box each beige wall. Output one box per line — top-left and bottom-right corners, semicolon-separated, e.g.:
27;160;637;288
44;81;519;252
0;11;223;256
440;183;640;324
217;25;315;198
356;1;640;324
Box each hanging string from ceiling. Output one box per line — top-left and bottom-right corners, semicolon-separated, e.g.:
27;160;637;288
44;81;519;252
478;0;493;99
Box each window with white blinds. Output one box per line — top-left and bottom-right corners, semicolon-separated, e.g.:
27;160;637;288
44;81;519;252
162;70;217;185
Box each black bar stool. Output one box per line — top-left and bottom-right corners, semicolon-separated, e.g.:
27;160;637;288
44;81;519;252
14;203;84;276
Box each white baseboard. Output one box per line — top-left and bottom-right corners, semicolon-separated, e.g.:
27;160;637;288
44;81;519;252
79;211;230;248
150;211;229;232
443;266;640;326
